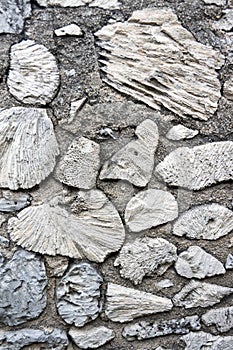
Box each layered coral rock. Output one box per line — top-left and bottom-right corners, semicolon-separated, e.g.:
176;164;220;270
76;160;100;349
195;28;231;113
202;306;233;333
0;0;31;34
69;326;115;349
181;331;233;350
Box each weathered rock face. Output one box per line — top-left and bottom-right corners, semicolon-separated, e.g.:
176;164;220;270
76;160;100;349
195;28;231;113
0;107;59;190
181;331;233;350
155;142;233;190
100;119;159;187
125;189;178;232
166;125;198;141
114;237;177;285
55;137;100;189
36;0;120;9
95;8;224;120
8;190;125;262
0;190;31;212
0;0;31;34
122;315;201;340
105;283;173;323
173;281;233;309
213;10;233;31
7;40;60;105
175;246;225;279
56;262;103;327
69;326;115;349
0;249;47;326
202;306;233;333
173;204;233;240
0;328;68;350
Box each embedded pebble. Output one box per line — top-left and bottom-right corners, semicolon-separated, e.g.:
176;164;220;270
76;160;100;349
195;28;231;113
0;235;9;248
122;315;201;340
166;125;199;141
175;246;225;279
100;119;159;187
0;190;31;212
223;76;233;101
0;215;6;227
173;204;233;240
36;0;120;9
0;249;47;326
95;8;224;120
0;107;59;190
202;306;233;333
56;262;103;327
68;97;87;123
55;137;100;189
0;328;68;350
155;142;233;190
173;280;233;309
9;190;125;262
225;254;233;269
0;0;31;34
125;189;178;232
68;326;115;349
181;331;233;350
114;237;177;285
213;10;233;31
156;279;174;290
55;24;82;36
7;40;60;105
105;283;173;323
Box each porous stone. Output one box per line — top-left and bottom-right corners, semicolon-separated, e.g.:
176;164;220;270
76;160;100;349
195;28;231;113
166;125;199;141
105;283;173;322
0;190;31;212
55;24;82;36
202;306;233;333
95;8;224;120
155;142;233;190
0;328;68;350
0;249;47;326
56;262;103;327
55;137;100;189
100;119;159;187
7;40;60;105
213;10;233;31
225;254;233;269
173;280;233;309
0;0;31;34
173;204;233;240
68;326;115;349
8;190;125;262
224;76;233;101
125;189;178;232
36;0;120;9
175;246;225;279
0;107;59;190
114;237;177;285
122;315;201;340
181;331;233;350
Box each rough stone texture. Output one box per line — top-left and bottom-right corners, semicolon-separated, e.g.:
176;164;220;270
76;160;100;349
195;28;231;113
7;40;60;105
173;203;233;240
36;0;120;9
95;8;224;120
0;328;68;350
56;262;103;327
122;315;201;340
166;125;199;141
225;254;233;269
173;280;233;309
105;283;173;323
0;0;31;34
224;76;233;101
44;256;69;277
100;119;159;187
0;190;31;212
181;331;233;350
0;107;59;190
55;137;100;189
213;10;233;31
8;190;125;262
114;237;177;285
202;306;233;333
55;24;82;36
125;189;178;232
0;249;47;326
175;246;225;279
203;0;226;4
69;326;115;349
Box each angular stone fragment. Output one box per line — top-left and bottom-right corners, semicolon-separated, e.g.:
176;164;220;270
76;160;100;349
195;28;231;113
213;10;233;31
175;246;225;279
36;0;120;9
202;306;233;333
0;328;68;350
105;283;173;322
95;8;224;121
122;315;201;340
69;326;115;349
224;76;233;101
181;331;233;350
203;0;226;4
125;189;178;232
155;142;233;190
173;204;233;240
56;262;103;327
166;125;198;141
55;24;82;36
173;280;233;309
7;40;60;105
114;237;177;285
68;97;87;124
0;107;59;190
0;0;31;34
0;249;47;326
100;119;159;187
55;137;100;189
9;190;125;262
0;190;31;212
225;254;233;269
